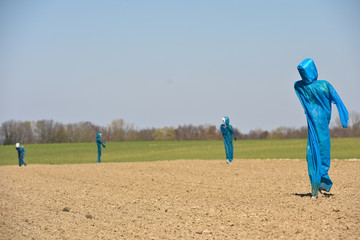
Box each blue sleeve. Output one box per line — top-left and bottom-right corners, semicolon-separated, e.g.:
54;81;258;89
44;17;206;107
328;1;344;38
229;125;237;140
294;81;308;115
328;83;349;128
220;124;227;134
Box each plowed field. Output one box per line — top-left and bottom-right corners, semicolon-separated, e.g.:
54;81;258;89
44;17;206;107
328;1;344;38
1;159;359;239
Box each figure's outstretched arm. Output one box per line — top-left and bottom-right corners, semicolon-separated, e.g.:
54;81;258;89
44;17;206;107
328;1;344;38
328;83;349;128
229;126;237;141
232;129;237;141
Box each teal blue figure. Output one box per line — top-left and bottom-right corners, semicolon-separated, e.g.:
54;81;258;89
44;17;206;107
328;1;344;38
15;143;27;167
96;133;106;163
294;58;348;198
220;116;237;164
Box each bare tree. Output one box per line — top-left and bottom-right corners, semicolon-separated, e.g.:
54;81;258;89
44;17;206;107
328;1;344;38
53;122;68;143
34;120;56;144
1;112;360;145
247;128;269;139
175;125;198;140
153;127;176;141
108;119;127;142
0;120;18;145
136;128;155;141
349;111;360;137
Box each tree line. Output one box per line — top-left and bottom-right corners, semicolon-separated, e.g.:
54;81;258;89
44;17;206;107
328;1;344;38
1;112;359;145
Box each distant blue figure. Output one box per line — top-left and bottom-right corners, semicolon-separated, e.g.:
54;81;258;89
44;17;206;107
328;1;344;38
15;143;27;167
294;58;348;197
96;133;106;163
220;116;237;164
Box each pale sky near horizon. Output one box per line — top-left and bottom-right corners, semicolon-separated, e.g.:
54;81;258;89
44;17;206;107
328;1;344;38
1;0;359;133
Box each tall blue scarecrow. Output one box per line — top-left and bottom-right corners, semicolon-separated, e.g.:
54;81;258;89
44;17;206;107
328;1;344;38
294;58;348;197
220;116;237;164
15;143;27;167
96;133;106;163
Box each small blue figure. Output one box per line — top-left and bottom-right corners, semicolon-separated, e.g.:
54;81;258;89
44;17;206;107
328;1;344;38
294;58;348;198
220;116;237;164
96;133;106;163
15;143;27;167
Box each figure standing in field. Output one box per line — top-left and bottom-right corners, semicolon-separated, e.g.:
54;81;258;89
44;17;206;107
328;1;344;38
96;133;106;163
15;143;27;167
220;116;237;164
294;58;348;198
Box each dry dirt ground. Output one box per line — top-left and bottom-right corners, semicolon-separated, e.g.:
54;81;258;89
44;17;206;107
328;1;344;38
0;159;359;240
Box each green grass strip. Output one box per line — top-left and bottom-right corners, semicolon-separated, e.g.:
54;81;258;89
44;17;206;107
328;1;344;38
0;138;359;166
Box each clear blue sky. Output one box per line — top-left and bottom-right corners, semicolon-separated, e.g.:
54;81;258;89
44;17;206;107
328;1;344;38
1;0;359;133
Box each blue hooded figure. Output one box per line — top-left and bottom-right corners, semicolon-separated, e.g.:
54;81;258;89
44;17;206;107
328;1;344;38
15;143;27;167
96;133;106;163
220;116;237;164
294;58;348;197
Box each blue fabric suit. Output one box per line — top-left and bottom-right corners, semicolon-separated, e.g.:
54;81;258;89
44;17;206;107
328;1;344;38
220;117;237;163
16;145;27;167
96;133;106;163
294;59;348;197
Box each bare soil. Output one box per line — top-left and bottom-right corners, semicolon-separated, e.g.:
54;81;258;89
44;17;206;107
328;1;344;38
0;159;359;239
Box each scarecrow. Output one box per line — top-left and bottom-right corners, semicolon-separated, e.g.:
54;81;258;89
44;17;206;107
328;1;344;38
294;58;348;197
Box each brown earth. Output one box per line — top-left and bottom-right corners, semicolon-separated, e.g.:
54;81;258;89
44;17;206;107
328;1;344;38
0;159;359;240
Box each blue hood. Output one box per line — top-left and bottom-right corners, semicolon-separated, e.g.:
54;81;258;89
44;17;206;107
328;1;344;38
224;116;230;125
297;58;318;84
97;133;101;138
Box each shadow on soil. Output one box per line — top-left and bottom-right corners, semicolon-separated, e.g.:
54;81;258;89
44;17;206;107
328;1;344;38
292;193;334;198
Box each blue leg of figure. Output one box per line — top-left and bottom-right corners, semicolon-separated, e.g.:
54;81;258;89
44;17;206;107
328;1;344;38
226;145;230;161
17;151;21;166
224;137;233;163
307;121;322;197
226;143;233;162
22;155;27;166
224;141;230;161
21;158;27;166
318;127;332;192
228;141;233;162
97;148;101;163
306;143;320;196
